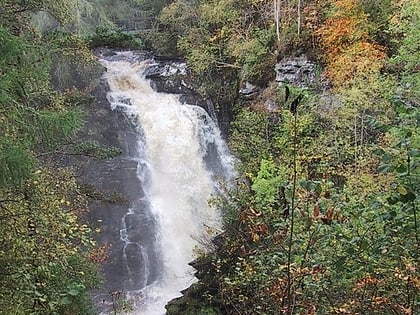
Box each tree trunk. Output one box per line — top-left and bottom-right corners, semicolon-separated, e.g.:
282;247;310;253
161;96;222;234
274;0;281;42
297;0;301;36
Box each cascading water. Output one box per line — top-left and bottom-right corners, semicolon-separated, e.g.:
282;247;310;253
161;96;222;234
98;51;235;314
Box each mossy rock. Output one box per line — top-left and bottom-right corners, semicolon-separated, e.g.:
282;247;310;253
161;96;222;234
165;283;222;315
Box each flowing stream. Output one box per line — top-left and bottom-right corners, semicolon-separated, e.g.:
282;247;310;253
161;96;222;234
98;51;234;314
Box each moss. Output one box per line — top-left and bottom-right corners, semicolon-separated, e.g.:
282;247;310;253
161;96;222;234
166;284;222;315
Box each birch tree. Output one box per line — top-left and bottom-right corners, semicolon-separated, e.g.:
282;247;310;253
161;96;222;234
274;0;281;41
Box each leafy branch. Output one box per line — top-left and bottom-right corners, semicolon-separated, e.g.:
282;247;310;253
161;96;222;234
37;141;122;159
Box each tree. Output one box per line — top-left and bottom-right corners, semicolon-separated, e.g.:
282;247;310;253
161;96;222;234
152;0;276;84
316;0;386;86
0;168;100;315
388;0;420;101
0;0;78;34
158;1;419;314
0;26;85;187
274;0;281;41
0;2;102;314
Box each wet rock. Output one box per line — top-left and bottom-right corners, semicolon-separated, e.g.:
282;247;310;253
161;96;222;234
179;94;207;108
61;50;161;314
166;246;224;315
144;61;194;95
166;283;221;315
144;62;187;78
143;60;231;137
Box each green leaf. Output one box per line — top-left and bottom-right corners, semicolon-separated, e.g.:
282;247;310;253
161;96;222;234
394;163;408;174
378;163;392;173
397;185;408;195
67;288;80;296
400;191;416;203
387;194;400;205
60;296;72;305
38;296;47;302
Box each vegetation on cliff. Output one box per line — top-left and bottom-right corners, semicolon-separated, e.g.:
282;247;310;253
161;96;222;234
0;1;110;314
0;1;169;313
1;0;418;314
148;1;419;314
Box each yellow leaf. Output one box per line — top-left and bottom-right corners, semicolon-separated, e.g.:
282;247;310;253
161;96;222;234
398;185;408;195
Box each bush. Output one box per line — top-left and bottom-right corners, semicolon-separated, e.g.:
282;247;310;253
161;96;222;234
88;26;143;49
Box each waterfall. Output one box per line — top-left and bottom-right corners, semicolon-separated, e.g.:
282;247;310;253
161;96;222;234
99;51;235;314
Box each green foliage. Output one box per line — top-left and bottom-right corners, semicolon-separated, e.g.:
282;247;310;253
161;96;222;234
0;27;51;105
133;0;172;14
2;0;414;314
360;0;393;46
149;1;420;314
0;141;35;188
0;3;103;314
0;169;101;315
0;26;85;186
0;0;77;32
230;26;276;85
389;0;420;101
206;93;419;314
87;26;143;49
251;158;284;211
151;0;275;83
36;107;84;149
229;109;276;173
73;141;123;159
378;96;419;247
30;0;162;35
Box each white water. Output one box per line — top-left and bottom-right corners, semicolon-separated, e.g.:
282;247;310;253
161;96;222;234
100;51;234;314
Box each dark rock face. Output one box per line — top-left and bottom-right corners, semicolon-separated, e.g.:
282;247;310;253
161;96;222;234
56;48;235;313
275;56;316;88
239;81;260;100
57;61;160;313
165;283;221;315
144;61;195;95
165;239;226;315
50;53;104;92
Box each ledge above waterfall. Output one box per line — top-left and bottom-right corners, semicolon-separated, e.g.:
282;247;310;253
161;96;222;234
144;60;194;94
275;55;316;88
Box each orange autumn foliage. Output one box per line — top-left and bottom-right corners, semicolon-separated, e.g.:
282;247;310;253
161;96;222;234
315;0;386;86
327;41;386;84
